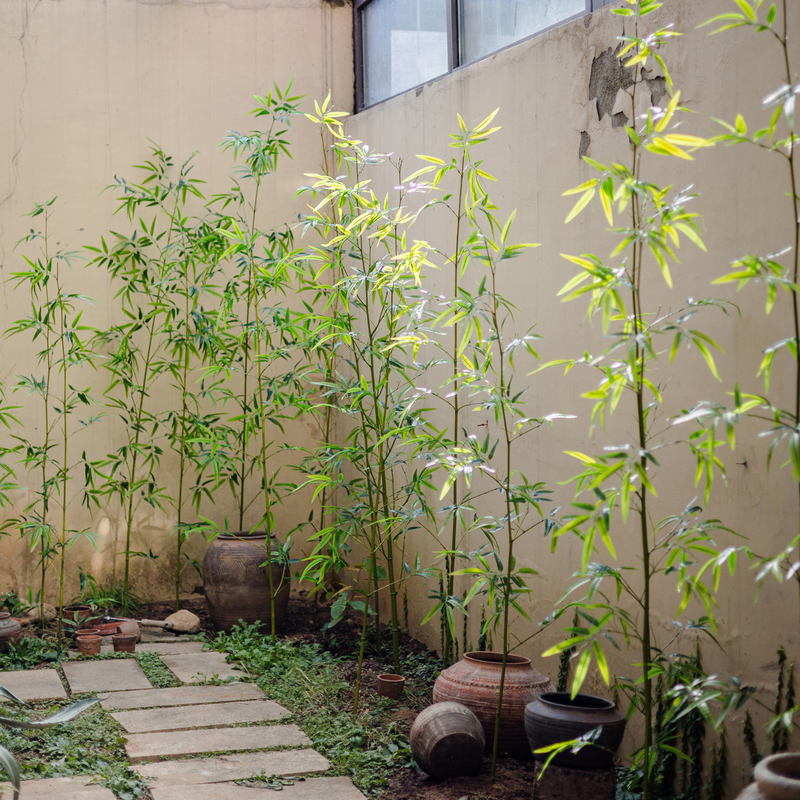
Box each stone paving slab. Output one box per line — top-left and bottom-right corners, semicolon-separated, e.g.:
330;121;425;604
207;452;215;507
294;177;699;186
101;683;264;710
150;777;366;800
99;641;207;657
8;776;115;799
112;699;290;733
125;723;310;762
62;659;152;693
161;652;244;683
134;748;330;786
0;669;67;702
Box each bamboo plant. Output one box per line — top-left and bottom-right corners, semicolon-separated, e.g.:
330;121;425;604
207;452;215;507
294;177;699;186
7;199;102;645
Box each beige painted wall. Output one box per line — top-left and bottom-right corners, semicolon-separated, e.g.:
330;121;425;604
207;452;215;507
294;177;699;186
344;0;799;793
0;0;353;601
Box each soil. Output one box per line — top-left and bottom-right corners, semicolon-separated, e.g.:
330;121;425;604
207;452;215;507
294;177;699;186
20;591;539;799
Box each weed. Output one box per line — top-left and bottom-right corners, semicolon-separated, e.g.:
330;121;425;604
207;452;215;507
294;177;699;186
134;652;181;688
0;637;62;671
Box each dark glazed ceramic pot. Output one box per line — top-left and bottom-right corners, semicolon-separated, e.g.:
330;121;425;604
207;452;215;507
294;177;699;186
410;701;485;780
203;531;290;634
524;692;626;769
752;753;800;800
0;612;22;652
432;651;555;758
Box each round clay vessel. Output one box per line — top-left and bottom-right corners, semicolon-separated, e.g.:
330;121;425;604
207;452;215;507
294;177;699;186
524;691;626;769
62;604;92;622
377;674;406;700
0;612;23;652
432;651;555;759
754;753;800;800
203;532;290;634
112;633;136;653
410;702;485;779
76;635;101;657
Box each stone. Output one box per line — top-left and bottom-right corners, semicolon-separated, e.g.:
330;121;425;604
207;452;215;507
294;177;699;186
164;610;201;634
160;651;243;683
111;699;290;733
534;762;616;800
125;723;310;762
101;683;264;710
11;775;115;799
134;748;330;786
62;659;152;693
149;777;366;800
100;641;206;657
0;669;67;701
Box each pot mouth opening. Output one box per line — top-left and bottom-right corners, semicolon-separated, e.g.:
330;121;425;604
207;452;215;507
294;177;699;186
758;754;800;783
463;651;531;667
538;692;615;711
218;531;277;540
378;674;405;682
0;613;10;620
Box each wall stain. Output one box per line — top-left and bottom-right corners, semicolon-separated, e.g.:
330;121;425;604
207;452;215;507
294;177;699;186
579;131;591;160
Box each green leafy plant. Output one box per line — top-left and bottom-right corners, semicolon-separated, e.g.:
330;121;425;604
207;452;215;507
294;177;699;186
7;199;102;644
0;685;99;800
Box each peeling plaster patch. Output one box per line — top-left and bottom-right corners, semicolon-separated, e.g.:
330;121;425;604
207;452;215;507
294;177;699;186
579;131;591;160
642;68;668;108
588;43;635;121
583;12;592;29
611;111;628;129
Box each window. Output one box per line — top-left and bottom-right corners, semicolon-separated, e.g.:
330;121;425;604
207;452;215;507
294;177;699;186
355;0;608;109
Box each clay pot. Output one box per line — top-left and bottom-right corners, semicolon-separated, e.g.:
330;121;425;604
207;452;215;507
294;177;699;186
751;753;800;800
76;635;101;657
0;612;23;652
524;692;626;769
112;633;136;653
76;627;100;638
377;674;406;699
432;651;555;758
203;532;290;634
62;604;92;622
410;702;485;779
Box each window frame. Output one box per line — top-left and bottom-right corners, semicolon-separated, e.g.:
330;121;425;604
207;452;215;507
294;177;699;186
354;0;610;112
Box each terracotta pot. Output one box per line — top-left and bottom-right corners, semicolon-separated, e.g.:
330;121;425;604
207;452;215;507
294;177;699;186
410;702;485;779
76;635;101;657
524;691;626;769
0;612;23;652
751;753;800;800
112;633;136;653
432;651;555;758
203;532;291;634
75;627;100;638
62;604;92;622
377;674;406;699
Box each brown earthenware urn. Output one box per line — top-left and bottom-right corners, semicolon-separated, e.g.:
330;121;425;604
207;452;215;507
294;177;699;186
432;651;555;758
0;612;23;652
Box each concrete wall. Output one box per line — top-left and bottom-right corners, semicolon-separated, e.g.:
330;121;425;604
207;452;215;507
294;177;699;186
345;0;799;793
0;0;353;601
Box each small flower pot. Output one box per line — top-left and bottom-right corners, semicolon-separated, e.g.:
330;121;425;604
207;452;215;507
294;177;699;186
112;633;136;653
377;674;405;699
76;635;101;657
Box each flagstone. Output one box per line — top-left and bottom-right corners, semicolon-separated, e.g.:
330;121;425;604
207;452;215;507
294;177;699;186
99;641;207;656
11;775;115;799
112;699;290;733
160;652;244;683
0;669;67;702
101;683;264;710
62;659;151;693
133;748;329;786
125;723;310;762
149;777;366;800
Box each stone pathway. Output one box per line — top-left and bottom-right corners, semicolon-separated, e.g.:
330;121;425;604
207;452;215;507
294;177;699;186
0;643;367;800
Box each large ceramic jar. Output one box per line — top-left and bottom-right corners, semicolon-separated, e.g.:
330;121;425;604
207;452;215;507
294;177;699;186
203;532;290;634
0;612;23;652
432;651;555;758
524;691;626;769
734;753;800;800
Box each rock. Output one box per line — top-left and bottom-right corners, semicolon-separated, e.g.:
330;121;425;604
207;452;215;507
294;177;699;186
165;610;201;634
20;604;57;625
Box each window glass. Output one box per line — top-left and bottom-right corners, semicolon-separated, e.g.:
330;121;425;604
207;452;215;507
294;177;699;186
459;0;585;65
362;0;449;107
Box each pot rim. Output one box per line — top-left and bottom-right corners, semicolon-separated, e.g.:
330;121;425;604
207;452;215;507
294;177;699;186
112;633;137;641
463;651;532;667
755;753;800;789
0;612;10;621
216;531;278;540
535;691;616;711
76;634;101;641
377;674;405;683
